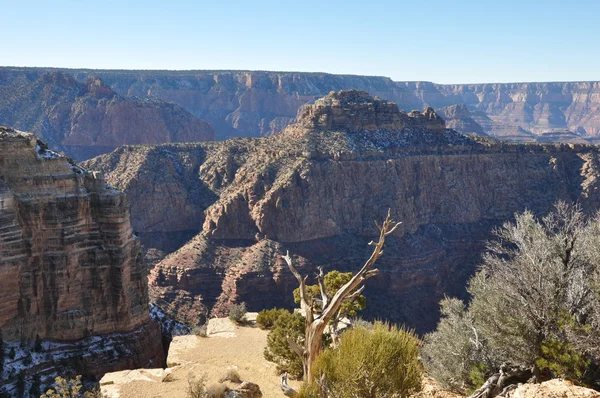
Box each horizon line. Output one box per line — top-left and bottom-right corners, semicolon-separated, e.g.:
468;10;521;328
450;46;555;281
1;65;599;86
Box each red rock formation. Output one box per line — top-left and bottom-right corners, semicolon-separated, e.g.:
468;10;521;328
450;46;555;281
83;91;600;332
0;127;164;387
0;71;215;160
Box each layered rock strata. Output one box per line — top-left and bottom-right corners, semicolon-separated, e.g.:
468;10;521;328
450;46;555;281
0;127;164;393
83;91;600;332
4;68;600;142
399;81;600;140
437;104;486;136
0;71;215;160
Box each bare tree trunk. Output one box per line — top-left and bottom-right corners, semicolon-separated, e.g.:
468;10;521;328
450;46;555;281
282;209;401;388
468;364;532;398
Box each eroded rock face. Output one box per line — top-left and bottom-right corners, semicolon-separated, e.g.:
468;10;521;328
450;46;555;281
83;91;600;332
437;104;485;135
0;127;164;385
0;71;215;160
399;81;600;140
297;90;445;132
3;68;600;144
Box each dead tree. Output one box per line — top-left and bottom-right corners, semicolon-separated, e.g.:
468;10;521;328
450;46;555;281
282;210;401;385
468;364;532;398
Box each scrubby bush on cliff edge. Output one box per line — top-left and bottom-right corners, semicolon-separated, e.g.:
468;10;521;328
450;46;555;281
256;308;289;330
228;302;247;324
423;202;600;395
299;322;422;398
264;310;305;379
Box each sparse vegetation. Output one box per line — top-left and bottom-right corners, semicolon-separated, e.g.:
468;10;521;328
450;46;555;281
256;308;288;330
282;210;400;384
301;321;422;398
187;372;229;398
219;369;242;384
423;202;600;394
292;270;366;319
228;302;247;324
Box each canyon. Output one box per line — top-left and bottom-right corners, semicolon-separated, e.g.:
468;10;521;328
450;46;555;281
0;127;164;395
83;90;600;333
3;68;600;156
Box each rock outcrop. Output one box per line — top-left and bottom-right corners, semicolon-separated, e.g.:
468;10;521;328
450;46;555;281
0;71;215;160
502;379;600;397
0;127;164;394
437;104;486;135
83;91;600;332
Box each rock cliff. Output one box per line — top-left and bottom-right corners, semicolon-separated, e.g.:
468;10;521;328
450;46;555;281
399;81;600;141
437;104;486;136
3;68;600;144
0;127;165;394
0;71;215;160
83;91;600;333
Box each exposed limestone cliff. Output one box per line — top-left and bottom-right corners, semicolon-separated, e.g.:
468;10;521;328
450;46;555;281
0;127;164;393
399;81;600;141
83;91;600;332
0;71;215;160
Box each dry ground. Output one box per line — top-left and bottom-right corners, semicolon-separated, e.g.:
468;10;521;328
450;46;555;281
101;319;301;398
100;316;460;398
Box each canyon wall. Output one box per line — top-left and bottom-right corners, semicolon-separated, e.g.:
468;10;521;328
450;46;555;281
83;91;600;332
399;81;600;140
2;68;599;147
0;127;164;392
0;70;215;160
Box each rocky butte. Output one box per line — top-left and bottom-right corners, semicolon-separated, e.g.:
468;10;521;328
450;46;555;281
0;71;215;160
0;127;164;395
83;90;600;332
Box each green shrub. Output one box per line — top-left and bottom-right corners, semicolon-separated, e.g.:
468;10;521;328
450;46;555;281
293;270;366;318
256;308;288;330
228;302;247;324
308;321;422;398
263;310;305;379
536;338;589;381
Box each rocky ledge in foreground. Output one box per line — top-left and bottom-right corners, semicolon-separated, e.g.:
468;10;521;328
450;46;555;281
83;90;600;332
0;127;165;396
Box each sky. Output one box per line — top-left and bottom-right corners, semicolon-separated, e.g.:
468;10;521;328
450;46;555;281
1;0;598;84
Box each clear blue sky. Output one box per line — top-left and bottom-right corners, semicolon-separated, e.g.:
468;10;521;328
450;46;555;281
1;0;598;84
